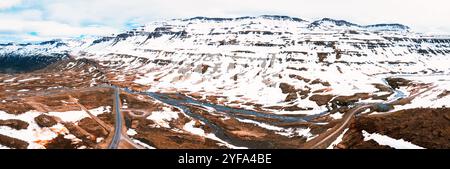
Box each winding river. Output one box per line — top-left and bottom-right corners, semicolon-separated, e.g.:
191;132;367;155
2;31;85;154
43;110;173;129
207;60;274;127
123;87;327;148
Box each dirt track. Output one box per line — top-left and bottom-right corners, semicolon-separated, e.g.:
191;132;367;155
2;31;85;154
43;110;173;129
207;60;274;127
303;85;437;149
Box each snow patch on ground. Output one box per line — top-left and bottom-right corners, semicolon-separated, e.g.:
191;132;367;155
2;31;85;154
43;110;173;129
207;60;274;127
48;110;89;122
330;112;343;120
127;129;137;136
0;144;10;149
327;128;349;149
146;107;179;128
0;107;109;149
96;137;104;143
48;106;110;122
236;118;284;131
90;106;111;116
183;120;205;136
183;120;247;149
362;130;425;149
63;133;82;144
132;138;156;149
236;118;313;138
0;110;67;149
390;75;450;111
3;77;16;83
18;77;41;83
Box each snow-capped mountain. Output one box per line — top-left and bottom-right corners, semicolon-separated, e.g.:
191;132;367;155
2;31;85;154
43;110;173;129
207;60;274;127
2;15;450;114
309;18;410;31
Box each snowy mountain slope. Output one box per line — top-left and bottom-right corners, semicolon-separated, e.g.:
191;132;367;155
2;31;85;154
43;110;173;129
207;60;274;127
1;40;72;56
0;38;96;73
2;15;450;115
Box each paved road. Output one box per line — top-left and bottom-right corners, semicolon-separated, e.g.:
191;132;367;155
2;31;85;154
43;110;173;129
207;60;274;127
107;85;143;149
107;86;122;149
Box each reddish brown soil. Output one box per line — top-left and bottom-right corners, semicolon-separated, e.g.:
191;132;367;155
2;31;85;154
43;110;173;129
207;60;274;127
289;74;311;83
34;114;57;127
317;52;328;62
0;102;34;115
120;93;164;112
331;93;370;107
135;113;224;149
337;127;392;149
372;83;392;92
0;59;121;149
385;77;411;89
186;105;307;148
75;89;114;109
0;88;114;115
339;108;450;149
97;113;114;127
310;79;331;86
279;83;297;94
45;134;80;149
285;93;298;102
309;94;334;106
0;119;29;130
359;108;450;148
63;122;96;146
78;117;109;138
0;134;29;149
201;65;209;74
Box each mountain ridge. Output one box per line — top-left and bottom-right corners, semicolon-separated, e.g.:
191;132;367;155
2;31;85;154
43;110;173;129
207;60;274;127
0;15;417;46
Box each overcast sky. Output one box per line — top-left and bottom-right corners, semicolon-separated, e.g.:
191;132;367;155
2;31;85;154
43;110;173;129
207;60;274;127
1;0;450;42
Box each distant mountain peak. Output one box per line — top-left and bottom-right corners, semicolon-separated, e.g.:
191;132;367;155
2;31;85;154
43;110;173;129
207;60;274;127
310;18;359;27
180;15;305;22
364;23;410;31
38;39;68;47
258;15;305;22
308;18;409;31
181;16;234;22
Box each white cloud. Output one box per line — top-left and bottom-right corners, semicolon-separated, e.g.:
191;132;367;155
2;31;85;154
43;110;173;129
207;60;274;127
0;0;22;9
1;0;450;42
0;9;43;20
0;19;118;42
38;0;450;33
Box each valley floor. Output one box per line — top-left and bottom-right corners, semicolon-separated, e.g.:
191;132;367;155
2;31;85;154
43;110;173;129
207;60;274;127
0;58;449;149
